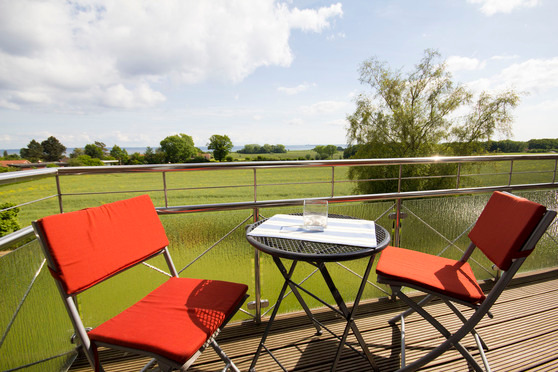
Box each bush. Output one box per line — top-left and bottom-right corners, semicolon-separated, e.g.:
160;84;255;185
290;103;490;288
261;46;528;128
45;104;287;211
67;155;104;166
0;203;20;237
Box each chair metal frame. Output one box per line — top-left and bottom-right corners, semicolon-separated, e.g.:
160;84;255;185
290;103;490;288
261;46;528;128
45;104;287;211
377;195;556;372
33;211;247;372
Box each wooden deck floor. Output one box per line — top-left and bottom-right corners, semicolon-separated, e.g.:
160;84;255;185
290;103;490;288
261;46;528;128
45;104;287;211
70;268;558;371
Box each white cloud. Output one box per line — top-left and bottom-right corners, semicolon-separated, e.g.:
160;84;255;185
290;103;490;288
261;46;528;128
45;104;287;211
447;56;486;72
468;0;539;16
277;82;315;95
287;3;342;31
468;58;558;94
0;0;342;111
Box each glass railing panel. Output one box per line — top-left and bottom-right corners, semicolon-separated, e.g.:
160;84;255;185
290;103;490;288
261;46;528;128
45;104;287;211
75;210;256;326
401;194;497;280
511;159;556;185
0;241;76;371
0;176;60;228
165;168;254;205
514;190;558;271
58;172;164;196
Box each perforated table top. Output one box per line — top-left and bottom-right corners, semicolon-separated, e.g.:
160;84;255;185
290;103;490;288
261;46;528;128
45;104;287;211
246;214;390;262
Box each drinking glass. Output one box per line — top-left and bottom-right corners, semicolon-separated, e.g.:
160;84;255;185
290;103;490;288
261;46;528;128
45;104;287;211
303;200;328;231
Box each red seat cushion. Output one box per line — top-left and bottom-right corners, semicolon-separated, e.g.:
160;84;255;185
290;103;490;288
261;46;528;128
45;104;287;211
38;195;169;294
88;277;248;365
468;191;546;270
376;246;485;304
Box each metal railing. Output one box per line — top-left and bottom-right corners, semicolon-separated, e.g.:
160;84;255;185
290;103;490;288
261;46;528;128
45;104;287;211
1;154;558;371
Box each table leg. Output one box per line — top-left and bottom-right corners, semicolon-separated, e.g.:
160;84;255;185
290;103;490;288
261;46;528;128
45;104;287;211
317;255;379;371
274;257;322;335
249;260;298;372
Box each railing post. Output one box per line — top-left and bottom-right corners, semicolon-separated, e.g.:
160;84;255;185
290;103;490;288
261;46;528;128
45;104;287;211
508;160;514;186
163;172;168;208
55;173;64;213
553;159;557;184
456;163;462;189
331;166;335;197
394;165;403;247
253;168;263;323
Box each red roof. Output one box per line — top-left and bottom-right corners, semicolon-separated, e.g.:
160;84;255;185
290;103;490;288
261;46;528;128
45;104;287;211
0;160;31;167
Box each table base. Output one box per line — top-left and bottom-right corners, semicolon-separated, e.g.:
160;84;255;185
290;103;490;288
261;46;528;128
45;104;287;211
249;255;379;372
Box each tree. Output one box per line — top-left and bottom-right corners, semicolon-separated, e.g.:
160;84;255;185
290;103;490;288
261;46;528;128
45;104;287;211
41;136;66;161
346;49;520;194
20;140;44;162
84;143;104;159
450;90;520;155
144;147;165;164
271;144;287;153
128;152;145;165
313;145;337;159
160;133;196;163
110;145;129;165
207;135;234;162
0;203;20;237
70;148;85;158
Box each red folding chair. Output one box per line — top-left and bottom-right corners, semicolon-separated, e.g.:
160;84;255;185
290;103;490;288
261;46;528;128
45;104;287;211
32;194;248;371
376;191;556;371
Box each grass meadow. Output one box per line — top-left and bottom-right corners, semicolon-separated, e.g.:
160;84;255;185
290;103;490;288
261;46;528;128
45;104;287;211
1;155;557;370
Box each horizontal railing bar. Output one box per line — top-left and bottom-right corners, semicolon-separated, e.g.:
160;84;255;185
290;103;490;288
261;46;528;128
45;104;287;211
0;168;57;186
2;154;557;185
0;194;58;213
156;182;558;214
0;226;34;247
28;154;558;176
60;189;166;197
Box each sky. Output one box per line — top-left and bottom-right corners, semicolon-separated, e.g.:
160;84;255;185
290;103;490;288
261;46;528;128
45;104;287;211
1;0;557;150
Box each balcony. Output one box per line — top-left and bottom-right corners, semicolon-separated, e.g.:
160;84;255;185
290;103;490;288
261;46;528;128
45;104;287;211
1;154;557;371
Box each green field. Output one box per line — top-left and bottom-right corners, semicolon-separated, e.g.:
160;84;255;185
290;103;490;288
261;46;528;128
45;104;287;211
1;156;558;370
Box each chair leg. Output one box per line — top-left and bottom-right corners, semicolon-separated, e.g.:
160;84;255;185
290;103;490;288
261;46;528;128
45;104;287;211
211;340;240;372
393;289;484;372
388;292;434;324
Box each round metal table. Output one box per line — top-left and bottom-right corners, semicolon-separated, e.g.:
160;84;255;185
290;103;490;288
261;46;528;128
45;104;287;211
246;214;391;372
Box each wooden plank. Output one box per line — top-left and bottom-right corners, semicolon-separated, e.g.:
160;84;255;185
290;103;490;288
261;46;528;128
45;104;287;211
70;268;558;372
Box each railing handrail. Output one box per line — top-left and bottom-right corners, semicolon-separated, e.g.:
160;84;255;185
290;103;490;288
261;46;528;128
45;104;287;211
1;153;557;183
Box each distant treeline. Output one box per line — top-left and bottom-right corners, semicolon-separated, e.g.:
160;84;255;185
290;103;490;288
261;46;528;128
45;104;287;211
342;138;558;159
483;139;558;153
237;144;287;154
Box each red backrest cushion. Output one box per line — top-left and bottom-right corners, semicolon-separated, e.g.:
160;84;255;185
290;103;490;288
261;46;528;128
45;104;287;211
468;192;546;270
38;195;169;294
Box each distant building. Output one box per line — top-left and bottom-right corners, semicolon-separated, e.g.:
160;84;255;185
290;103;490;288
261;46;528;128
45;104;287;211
0;159;32;170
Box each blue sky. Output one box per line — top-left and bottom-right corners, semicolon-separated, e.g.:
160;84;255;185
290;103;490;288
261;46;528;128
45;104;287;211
1;0;557;150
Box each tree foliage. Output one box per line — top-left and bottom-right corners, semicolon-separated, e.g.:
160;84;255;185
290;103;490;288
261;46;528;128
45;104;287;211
527;138;558;151
110;145;129;164
41;136;66;161
67;155;104;166
313;145;338;159
237;144;287;154
160;133;196;163
84;142;108;159
207;134;233;161
0;203;20;237
347;49;521;194
144;146;165;164
20;140;44;162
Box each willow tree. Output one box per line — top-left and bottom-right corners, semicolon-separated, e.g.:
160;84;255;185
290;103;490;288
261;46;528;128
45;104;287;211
346;49;520;194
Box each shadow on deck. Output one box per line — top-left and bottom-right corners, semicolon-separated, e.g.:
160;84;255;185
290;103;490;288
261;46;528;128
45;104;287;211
70;268;558;371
